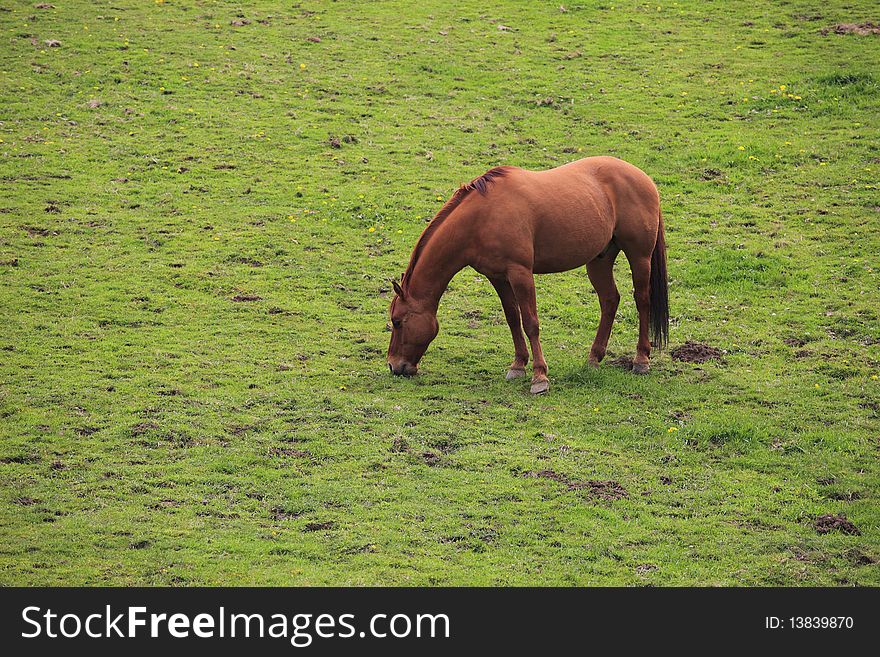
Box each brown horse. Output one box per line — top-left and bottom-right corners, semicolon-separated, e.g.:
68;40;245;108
387;156;668;394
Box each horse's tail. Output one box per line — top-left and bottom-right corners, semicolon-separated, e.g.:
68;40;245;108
649;208;669;350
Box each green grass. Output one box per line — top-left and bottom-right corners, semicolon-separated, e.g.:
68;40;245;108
1;0;878;586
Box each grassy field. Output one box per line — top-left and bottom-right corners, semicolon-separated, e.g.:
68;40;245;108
1;0;878;586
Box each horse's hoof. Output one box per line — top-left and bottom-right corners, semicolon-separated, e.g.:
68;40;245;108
506;367;526;381
588;356;601;368
529;378;550;395
632;362;650;375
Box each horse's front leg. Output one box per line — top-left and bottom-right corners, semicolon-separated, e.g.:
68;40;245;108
508;267;549;394
490;277;530;380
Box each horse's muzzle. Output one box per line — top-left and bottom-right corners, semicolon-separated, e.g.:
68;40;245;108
389;361;418;376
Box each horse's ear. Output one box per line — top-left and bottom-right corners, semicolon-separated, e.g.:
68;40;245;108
392;280;406;300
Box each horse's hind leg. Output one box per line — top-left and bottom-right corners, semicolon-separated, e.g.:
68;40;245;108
624;252;653;374
586;244;621;367
490;277;529;380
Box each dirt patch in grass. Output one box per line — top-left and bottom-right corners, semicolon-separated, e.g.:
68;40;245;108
607;355;634;370
821;23;880;35
270;507;302;521
826;490;864;501
231;294;263;302
814;514;861;535
524;469;568;483
303;521;334;532
131;421;159;436
843;548;876;566
227;423;256;435
670;341;723;363
390;436;410;453
523;470;627;500
421;451;441;466
21;225;59;237
13;496;40;506
269;447;311;458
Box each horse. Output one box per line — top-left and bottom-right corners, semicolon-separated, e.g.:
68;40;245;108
387;156;668;394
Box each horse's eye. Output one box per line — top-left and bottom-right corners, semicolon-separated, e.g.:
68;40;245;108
392;319;402;329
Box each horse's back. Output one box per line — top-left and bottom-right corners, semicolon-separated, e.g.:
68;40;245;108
467;157;660;274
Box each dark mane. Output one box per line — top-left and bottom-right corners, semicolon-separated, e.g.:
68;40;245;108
400;166;512;289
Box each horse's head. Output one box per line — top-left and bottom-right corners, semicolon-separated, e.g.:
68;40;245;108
387;280;439;376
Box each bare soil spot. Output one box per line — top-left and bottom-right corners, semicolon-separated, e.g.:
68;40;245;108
814;514;860;535
230;19;251;27
156;388;181;397
21;225;58;236
1;454;40;464
131;421;159;436
421;451;441;466
269;447;311;458
270;507;302;521
129;540;150;550
843;548;876;566
568;479;628;500
149;499;181;509
231;256;263;267
303;521;334;532
607;355;634;370
670;341;723;363
226;424;256;436
523;470;627;500
231;294;262;302
821;22;880;35
390;437;410;453
13;496;40;506
827;490;864;501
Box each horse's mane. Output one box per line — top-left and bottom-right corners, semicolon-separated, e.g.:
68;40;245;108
401;166;512;289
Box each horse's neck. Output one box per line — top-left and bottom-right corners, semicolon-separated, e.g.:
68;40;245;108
405;217;470;311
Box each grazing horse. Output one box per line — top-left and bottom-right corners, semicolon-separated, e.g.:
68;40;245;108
387;156;668;394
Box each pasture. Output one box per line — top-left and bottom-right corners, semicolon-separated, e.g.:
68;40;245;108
1;0;878;585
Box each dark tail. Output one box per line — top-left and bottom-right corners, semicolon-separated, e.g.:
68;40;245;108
649;209;669;350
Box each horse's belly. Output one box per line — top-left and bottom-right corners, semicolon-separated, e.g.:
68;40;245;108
532;224;612;274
